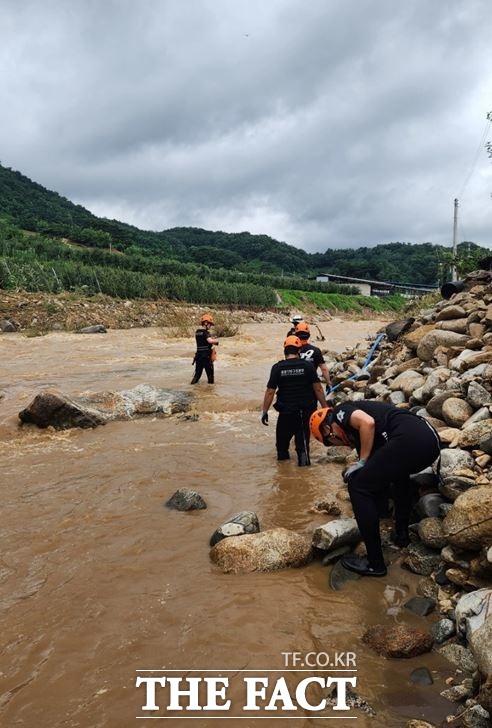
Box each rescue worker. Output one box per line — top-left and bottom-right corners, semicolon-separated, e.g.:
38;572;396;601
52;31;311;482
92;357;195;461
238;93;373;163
295;321;331;388
261;336;327;466
191;313;218;384
310;401;441;576
286;314;303;337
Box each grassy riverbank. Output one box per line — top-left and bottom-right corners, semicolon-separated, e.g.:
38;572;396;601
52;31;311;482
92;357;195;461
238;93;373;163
278;288;406;314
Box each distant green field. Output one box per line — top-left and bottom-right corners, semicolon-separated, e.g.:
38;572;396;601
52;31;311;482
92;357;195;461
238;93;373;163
278;289;407;313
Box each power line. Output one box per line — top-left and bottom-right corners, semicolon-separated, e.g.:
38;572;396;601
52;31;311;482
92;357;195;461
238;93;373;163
457;114;492;199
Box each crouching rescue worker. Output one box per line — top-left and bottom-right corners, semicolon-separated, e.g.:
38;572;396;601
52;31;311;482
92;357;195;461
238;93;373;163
310;401;441;576
295;321;331;388
261;336;327;466
191;313;218;384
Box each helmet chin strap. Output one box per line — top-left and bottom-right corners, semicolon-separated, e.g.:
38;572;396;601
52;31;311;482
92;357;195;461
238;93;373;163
326;412;351;446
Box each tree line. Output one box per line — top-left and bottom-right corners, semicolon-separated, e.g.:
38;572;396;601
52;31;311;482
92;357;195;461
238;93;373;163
0;162;489;285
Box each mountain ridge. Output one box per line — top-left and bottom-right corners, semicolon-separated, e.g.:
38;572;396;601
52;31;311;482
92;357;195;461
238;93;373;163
0;162;488;284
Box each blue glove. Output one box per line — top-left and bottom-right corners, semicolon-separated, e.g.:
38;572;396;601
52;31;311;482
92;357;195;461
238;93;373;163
343;459;366;482
261;411;269;426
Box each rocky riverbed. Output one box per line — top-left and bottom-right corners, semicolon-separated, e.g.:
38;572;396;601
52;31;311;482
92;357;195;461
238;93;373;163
310;270;492;726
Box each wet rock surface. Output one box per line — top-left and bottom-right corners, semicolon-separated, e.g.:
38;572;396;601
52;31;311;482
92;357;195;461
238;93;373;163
165;489;207;511
209;511;260;546
312;517;361;551
77;324;107;333
328;559;361;590
410;667;434;686
209;527;313;574
362;624;433;658
19;384;191;429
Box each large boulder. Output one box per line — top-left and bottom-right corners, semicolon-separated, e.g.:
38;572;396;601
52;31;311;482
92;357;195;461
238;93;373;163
426;391;462;419
455;589;492;641
418;518;447;549
417;493;449;519
362;624;433;658
0;319;16;332
458;350;492;372
420;368;451;401
470;617;492;678
312;518;361;551
385;318;415;342
403;324;436;351
19;385;191;429
437;643;478;674
440;475;476;501
467;381;492;409
18;390;109;429
456;419;492;448
440;448;475;478
389;371;425;398
416;330;469;362
436;305;467;321
401;543;441;576
441;398;474;428
442;487;492;550
435;317;469;334
77;324;107;334
165;489;207;511
210;511;260;546
209;528;313;573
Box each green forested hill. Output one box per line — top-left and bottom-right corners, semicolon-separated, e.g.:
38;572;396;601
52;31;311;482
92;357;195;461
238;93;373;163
310;242;488;285
0;162;489;285
0;164;310;274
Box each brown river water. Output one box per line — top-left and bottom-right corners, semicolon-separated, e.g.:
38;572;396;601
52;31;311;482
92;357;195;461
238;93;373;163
0;320;454;727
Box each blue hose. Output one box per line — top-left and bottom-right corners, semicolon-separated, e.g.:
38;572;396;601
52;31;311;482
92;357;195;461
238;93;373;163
327;332;386;395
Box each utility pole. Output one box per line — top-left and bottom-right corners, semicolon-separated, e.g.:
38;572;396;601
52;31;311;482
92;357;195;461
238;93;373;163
451;197;459;281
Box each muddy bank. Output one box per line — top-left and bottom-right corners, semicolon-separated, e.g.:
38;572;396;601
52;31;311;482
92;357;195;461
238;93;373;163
0;289;394;333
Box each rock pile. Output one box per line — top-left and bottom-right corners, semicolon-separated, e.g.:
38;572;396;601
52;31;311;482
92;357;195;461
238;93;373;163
323;270;492;724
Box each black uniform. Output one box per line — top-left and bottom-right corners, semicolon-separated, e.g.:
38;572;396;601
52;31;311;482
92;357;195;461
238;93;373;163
299;342;325;370
191;327;214;384
331;401;441;569
266;358;320;463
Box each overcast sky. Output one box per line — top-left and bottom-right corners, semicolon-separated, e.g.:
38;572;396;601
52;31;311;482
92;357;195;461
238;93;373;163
1;0;491;253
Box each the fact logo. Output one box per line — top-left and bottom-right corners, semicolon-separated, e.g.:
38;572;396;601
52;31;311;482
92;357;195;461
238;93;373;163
136;657;358;718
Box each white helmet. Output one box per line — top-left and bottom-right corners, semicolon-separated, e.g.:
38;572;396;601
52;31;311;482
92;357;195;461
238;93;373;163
291;314;303;324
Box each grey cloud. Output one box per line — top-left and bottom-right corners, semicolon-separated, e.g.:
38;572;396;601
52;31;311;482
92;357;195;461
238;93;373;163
1;0;491;252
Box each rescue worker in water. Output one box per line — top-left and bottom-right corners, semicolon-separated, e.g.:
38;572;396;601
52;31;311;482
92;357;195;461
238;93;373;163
294;321;331;388
191;313;218;384
310;401;441;576
261;336;327;466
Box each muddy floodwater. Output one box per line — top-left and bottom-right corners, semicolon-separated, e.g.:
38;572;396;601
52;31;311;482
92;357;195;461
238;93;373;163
0;319;454;727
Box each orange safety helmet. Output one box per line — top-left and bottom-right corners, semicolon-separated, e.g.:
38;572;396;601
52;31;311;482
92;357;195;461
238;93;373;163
283;335;302;349
310;407;351;446
295;321;310;335
309;407;333;443
201;313;214;325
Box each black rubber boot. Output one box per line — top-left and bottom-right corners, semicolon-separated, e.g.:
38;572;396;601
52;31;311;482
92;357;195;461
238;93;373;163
340;554;387;577
298;452;310;466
